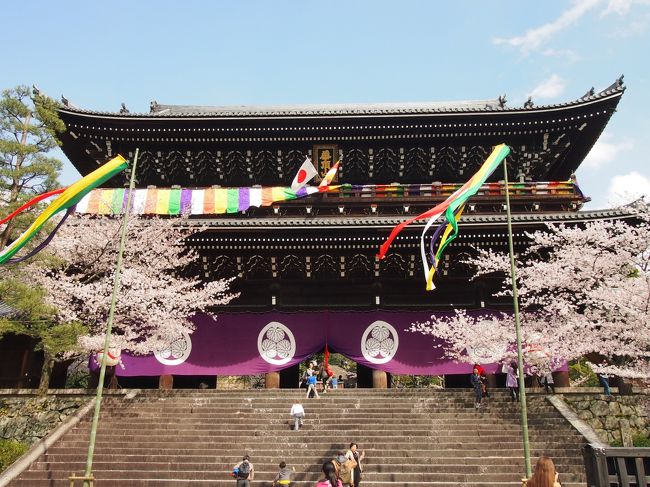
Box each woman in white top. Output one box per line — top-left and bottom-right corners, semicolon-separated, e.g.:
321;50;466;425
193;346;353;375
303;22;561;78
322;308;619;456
345;442;365;487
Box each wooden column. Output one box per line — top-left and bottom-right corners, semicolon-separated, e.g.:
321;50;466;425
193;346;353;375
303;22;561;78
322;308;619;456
372;369;388;389
265;372;280;389
159;374;173;390
552;371;570;388
485;373;497;388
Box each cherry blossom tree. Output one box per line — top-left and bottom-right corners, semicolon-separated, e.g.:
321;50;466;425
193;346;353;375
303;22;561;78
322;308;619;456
30;214;237;356
412;203;650;378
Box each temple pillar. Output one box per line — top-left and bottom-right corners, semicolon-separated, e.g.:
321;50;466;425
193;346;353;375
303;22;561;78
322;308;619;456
159;374;173;390
265;372;280;389
372;369;388;389
485;373;497;388
552;371;570;388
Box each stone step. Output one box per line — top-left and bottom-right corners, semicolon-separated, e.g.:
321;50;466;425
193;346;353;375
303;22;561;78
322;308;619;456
8;480;586;487
93;411;570;421
53;436;580;449
16;468;586;483
27;460;585;474
34;453;585;467
6;390;587;487
71;420;529;430
42;446;585;459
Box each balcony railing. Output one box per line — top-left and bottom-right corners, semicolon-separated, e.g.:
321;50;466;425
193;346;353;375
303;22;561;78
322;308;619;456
583;443;650;487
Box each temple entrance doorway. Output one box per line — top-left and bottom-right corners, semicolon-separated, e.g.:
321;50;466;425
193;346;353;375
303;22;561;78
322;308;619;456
277;349;390;388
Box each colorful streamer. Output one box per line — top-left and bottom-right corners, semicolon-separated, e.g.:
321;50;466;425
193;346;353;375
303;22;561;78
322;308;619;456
75;185;340;216
0;188;65;226
378;144;511;291
0;155;128;264
319;161;340;188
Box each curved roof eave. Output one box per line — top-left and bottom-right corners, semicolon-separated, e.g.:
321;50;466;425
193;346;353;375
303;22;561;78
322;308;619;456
178;206;640;230
57;86;625;122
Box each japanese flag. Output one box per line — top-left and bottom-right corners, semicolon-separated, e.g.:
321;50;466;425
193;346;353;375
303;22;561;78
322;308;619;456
290;157;318;191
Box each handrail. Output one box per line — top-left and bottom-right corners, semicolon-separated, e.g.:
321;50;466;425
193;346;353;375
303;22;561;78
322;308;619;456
583;443;650;486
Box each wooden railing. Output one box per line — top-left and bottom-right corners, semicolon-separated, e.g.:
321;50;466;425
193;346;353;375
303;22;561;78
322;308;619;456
583;443;650;486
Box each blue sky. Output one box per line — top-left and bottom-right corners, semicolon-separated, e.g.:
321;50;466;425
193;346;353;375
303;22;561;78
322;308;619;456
3;0;649;209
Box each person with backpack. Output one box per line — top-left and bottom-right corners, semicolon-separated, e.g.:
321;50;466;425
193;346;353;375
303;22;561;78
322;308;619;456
333;451;356;486
233;455;254;486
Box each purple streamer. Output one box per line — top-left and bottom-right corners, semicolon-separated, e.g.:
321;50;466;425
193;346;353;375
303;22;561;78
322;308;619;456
6;207;73;264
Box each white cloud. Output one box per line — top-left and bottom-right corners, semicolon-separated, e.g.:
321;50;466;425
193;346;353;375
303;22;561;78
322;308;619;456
601;0;650;16
607;172;650;206
492;0;650;55
602;0;633;14
529;74;567;99
541;48;581;62
493;0;601;54
582;133;634;169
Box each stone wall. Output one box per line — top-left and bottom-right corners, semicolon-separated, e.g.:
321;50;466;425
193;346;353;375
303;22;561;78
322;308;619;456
0;394;87;445
563;393;649;445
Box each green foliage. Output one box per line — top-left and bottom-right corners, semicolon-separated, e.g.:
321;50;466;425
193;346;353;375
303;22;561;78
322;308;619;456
610;435;650;447
65;369;90;389
0;275;86;359
392;375;444;388
632;435;650;447
0;439;28;472
0;85;64;247
569;358;600;387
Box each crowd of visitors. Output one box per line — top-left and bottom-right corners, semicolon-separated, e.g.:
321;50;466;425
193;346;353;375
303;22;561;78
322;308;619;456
233;450;562;486
228;357;573;487
232;442;366;487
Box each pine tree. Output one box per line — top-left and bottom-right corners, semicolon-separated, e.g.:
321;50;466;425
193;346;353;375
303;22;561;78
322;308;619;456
0;85;64;248
0;85;66;392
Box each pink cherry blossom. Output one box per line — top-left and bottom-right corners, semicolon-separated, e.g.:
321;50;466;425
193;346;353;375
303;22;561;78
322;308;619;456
29;214;237;355
412;202;650;378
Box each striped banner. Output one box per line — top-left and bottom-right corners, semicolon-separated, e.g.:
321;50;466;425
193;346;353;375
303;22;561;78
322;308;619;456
73;181;580;217
75;186;324;216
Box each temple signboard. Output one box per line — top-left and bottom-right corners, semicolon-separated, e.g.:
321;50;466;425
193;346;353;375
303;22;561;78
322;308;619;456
313;144;339;182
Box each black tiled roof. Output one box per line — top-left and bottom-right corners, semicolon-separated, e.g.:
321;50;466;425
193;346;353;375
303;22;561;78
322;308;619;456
58;83;625;119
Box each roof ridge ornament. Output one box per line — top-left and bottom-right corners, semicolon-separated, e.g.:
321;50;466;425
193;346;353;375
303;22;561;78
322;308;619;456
523;96;534;109
498;94;507;108
603;74;625;93
150;100;159;113
60;95;77;109
582;87;596;99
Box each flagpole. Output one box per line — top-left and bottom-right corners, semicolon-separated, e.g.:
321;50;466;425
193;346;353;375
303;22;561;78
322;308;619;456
503;158;532;479
82;149;139;487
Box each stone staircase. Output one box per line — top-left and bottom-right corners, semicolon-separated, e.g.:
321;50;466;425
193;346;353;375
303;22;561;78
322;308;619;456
8;389;587;486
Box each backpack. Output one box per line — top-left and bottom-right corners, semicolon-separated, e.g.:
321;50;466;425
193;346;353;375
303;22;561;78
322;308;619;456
238;461;251;479
339;459;356;484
